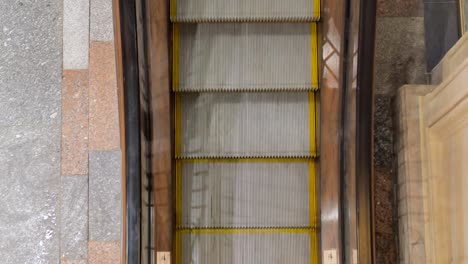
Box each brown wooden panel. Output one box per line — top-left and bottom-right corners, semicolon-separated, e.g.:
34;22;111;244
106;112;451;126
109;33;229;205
146;0;174;255
342;0;361;260
320;0;346;261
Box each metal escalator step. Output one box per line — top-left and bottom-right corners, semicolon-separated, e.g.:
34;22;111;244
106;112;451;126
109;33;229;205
175;231;318;264
173;23;319;92
177;161;317;228
174;92;317;158
170;0;320;22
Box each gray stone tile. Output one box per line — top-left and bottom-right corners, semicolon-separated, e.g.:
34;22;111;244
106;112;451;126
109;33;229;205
61;176;88;259
0;81;61;126
375;17;427;96
0;0;62;86
89;151;122;240
0;0;62;127
63;0;90;69
90;0;114;41
0;124;61;264
377;0;424;17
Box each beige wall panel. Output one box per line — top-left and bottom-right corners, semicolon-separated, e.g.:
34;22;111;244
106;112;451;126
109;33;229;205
421;58;468;263
395;84;435;264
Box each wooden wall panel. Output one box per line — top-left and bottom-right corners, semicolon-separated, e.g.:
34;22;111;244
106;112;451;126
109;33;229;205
320;0;346;261
146;0;174;255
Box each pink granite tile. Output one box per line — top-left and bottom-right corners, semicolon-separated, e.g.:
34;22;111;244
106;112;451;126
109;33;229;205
89;41;120;151
62;70;89;175
88;241;120;264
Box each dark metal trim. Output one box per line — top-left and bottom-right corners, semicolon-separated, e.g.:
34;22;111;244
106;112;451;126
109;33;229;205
339;0;353;261
356;0;377;261
118;0;142;262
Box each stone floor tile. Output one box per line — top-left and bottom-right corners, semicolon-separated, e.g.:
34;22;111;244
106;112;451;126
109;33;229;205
375;17;426;96
0;0;62;86
61;259;88;264
63;0;89;69
61;176;89;259
62;70;89;175
88;241;120;264
90;0;114;41
89;42;120;151
89;151;122;241
0;124;61;263
377;0;423;17
0;81;61;126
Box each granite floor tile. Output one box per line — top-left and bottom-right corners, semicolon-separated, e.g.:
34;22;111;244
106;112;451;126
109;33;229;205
62;70;89;175
0;0;62;86
61;259;88;264
89;151;122;241
375;17;427;96
0;124;61;264
377;0;424;17
0;0;62;127
61;176;89;260
0;80;61;126
63;0;89;69
90;0;114;41
89;42;120;151
88;241;120;264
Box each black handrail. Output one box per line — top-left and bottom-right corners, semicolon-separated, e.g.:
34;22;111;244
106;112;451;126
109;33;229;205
117;0;141;263
356;0;377;261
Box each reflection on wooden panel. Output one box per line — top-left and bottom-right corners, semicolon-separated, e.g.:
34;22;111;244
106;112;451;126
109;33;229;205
146;0;174;255
320;0;345;261
342;0;361;260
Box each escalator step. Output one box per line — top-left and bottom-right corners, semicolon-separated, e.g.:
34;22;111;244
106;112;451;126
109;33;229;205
173;23;319;92
174;92;317;158
170;0;320;22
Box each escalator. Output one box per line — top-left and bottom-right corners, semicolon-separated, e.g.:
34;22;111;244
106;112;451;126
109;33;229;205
115;0;376;262
171;2;320;262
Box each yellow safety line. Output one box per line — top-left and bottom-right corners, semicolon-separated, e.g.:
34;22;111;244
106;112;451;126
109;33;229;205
172;24;180;91
310;231;319;264
314;0;321;20
179;157;314;163
310;23;319;90
309;161;318;264
174;94;182;156
309;92;316;156
310;0;319;257
176;227;316;234
315;90;320;154
170;0;177;21
308;161;316;227
175;231;181;264
175;161;183;227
